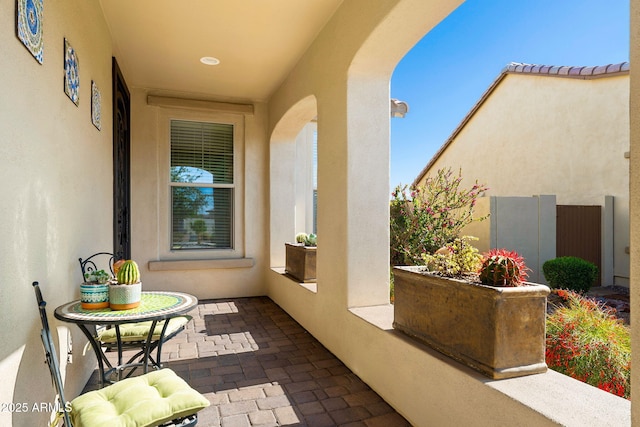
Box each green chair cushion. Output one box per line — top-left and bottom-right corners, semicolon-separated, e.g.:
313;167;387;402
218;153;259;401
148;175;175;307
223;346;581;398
97;316;190;343
70;368;209;427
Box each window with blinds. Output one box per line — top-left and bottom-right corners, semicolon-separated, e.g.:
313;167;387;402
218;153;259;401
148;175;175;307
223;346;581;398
170;120;234;250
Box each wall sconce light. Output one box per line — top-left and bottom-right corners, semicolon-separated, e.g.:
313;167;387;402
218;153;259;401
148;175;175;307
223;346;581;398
390;98;409;118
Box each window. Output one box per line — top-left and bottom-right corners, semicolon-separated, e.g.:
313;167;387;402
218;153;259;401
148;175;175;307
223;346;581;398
170;120;234;250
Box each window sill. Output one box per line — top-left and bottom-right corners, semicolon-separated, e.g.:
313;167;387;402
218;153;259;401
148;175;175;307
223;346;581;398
148;258;254;271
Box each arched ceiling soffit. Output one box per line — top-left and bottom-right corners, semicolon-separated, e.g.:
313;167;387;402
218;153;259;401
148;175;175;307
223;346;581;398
270;95;318;144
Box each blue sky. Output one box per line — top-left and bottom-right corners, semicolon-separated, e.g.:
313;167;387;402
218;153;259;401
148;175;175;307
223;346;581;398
390;0;629;187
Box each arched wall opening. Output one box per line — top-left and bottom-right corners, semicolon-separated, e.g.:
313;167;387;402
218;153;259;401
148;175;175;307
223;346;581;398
269;95;318;269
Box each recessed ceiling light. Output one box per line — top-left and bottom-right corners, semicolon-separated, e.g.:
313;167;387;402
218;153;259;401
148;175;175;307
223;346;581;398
200;56;220;66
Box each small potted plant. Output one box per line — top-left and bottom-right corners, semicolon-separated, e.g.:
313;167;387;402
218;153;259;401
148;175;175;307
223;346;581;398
285;232;317;282
108;259;142;310
80;269;111;309
393;238;550;379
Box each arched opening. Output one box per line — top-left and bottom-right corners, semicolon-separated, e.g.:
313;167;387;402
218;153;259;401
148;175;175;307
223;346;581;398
269;95;318;270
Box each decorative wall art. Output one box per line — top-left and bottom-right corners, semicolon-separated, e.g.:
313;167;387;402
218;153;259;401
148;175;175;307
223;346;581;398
17;0;44;64
64;38;79;105
91;80;101;130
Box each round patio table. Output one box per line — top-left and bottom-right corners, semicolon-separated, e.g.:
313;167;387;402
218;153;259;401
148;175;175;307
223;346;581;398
54;291;197;386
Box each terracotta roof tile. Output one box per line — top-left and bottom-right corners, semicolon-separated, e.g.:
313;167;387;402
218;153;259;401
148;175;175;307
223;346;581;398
505;61;628;79
593;65;609;75
608;63;623;73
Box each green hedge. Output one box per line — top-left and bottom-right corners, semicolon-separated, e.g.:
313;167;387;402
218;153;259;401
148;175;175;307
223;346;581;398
542;256;598;293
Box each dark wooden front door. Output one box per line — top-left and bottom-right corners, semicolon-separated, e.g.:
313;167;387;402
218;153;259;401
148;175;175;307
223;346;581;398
112;58;131;260
556;205;602;286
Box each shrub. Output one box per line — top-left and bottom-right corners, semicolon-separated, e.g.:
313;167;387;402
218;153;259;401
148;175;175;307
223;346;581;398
422;236;482;277
390;167;488;265
543;256;598;293
546;289;630;399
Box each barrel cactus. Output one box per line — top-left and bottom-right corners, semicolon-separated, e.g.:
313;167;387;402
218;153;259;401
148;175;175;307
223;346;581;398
116;260;140;285
478;249;529;287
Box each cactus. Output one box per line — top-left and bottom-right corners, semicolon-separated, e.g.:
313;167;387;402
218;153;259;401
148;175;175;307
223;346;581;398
305;233;317;246
295;232;317;247
478;249;529;287
116;260;140;285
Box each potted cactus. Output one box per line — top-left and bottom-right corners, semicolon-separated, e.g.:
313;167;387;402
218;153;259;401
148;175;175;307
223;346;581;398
393;239;550;379
80;269;111;309
285;232;317;283
108;259;142;310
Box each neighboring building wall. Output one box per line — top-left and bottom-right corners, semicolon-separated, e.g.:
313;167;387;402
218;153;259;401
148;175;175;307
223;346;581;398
418;72;630;287
0;1;114;425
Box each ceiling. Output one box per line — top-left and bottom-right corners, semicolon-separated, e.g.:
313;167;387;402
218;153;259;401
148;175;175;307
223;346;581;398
99;0;344;102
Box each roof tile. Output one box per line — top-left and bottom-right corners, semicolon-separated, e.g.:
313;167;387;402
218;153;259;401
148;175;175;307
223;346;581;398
608;63;622;73
579;66;596;75
593;65;609;75
558;66;571;75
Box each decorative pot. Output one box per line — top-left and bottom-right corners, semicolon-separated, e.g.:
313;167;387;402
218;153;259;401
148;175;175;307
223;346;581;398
285;243;316;283
80;282;110;309
393;266;550;379
109;282;142;310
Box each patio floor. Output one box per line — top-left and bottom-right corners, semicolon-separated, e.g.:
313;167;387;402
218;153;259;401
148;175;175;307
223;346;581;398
84;297;411;427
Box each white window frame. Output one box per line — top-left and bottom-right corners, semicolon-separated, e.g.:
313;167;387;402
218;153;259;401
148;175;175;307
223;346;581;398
158;108;245;260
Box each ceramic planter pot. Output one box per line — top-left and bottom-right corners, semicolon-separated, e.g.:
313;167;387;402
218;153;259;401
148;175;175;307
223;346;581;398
109;282;142;310
285;243;316;283
80;283;110;309
393;266;550;379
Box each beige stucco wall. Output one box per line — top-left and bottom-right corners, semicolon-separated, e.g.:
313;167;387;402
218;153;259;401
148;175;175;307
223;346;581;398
0;0;113;425
422;73;630;286
267;0;628;425
127;90;268;300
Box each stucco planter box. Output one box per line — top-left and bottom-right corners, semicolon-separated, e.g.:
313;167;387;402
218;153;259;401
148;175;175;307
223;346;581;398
285;243;316;283
393;265;550;379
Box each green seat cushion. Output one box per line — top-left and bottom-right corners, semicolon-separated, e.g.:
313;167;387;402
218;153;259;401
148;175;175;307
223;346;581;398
70;368;209;427
98;316;190;343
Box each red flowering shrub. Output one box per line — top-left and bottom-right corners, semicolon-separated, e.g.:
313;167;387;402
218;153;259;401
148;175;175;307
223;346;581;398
546;290;630;398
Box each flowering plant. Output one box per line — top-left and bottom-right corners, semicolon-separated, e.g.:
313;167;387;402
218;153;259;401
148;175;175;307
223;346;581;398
422;236;482;277
390;167;488;265
546;289;630;398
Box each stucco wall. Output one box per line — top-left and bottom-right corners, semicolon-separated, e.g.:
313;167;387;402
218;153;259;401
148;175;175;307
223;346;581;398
422;73;630;286
0;0;114;425
266;1;631;425
128;90;269;300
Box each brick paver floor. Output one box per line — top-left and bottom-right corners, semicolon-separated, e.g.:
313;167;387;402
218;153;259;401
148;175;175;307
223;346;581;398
84;297;411;427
